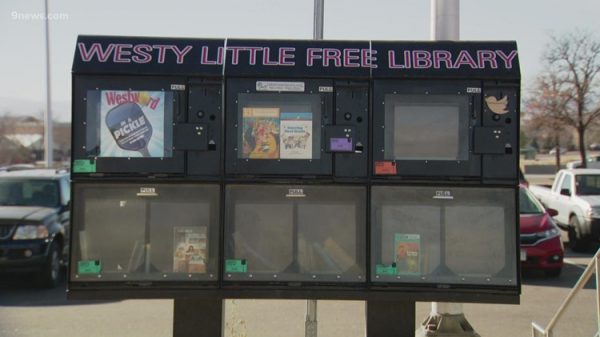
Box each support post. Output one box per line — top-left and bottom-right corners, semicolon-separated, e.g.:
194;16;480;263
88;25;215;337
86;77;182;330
596;253;600;336
419;2;481;335
430;0;460;40
44;0;53;167
306;298;318;337
306;1;324;336
416;302;480;337
173;299;223;337
367;300;416;337
313;0;324;40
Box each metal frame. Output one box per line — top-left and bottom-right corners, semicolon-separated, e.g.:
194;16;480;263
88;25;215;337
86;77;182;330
68;181;221;288
67;179;520;302
222;183;367;284
224;78;334;177
372;79;483;179
71;75;187;175
70;35;523;337
369;184;519;289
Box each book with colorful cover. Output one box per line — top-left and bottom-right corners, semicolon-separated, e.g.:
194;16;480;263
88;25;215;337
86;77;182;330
241;107;280;159
279;112;312;159
173;226;208;273
394;233;421;275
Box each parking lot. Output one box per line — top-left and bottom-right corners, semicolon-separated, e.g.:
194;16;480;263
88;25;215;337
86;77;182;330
0;248;596;337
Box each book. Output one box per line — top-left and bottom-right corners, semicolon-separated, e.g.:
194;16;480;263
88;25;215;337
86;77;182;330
241;107;280;159
311;242;342;273
322;238;355;272
173;226;208;273
394;233;421;275
279;112;313;159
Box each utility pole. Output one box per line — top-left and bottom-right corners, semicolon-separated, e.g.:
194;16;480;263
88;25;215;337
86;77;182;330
313;0;324;40
417;2;480;336
44;0;54;167
305;2;324;337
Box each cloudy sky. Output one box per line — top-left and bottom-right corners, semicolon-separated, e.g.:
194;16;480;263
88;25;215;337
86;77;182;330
0;0;599;121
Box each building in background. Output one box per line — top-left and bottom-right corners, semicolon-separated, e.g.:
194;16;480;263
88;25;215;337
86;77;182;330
0;115;70;166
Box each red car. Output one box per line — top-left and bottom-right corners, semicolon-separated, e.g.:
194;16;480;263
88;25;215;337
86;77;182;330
519;186;564;277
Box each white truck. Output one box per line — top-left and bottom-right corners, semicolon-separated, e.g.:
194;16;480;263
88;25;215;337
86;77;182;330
529;168;600;252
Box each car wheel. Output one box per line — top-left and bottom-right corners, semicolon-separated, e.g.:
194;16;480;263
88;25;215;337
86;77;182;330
544;268;562;277
568;216;591;252
38;242;61;288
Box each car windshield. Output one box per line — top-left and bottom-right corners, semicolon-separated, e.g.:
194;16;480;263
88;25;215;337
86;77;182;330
0;179;60;208
519;187;544;215
575;175;600;196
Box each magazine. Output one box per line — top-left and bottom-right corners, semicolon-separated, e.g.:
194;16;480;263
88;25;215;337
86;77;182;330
100;90;165;158
394;233;421;275
279;112;312;159
241;107;280;159
173;226;208;273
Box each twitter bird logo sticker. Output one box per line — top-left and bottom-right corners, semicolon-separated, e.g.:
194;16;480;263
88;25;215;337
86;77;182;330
485;95;509;115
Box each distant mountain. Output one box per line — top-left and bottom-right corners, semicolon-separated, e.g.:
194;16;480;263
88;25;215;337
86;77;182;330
0;97;70;122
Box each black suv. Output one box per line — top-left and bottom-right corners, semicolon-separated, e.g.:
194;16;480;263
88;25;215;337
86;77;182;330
0;169;70;287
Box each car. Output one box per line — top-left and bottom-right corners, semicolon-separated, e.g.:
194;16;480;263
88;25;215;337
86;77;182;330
565;155;600;169
519;185;564;277
529;168;600;252
0;164;37;172
548;147;567;155
0;169;70;287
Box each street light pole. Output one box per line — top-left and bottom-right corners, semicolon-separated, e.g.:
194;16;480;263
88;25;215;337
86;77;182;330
305;2;324;337
313;0;324;40
44;0;53;167
417;2;480;336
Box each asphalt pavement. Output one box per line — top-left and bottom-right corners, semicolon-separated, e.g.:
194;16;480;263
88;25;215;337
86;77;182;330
0;248;597;337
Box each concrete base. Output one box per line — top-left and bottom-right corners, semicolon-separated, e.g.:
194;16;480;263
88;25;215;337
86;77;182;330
416;312;481;337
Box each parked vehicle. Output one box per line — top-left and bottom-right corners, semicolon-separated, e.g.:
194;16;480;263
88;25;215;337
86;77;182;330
0;169;70;287
519;186;563;277
0;164;37;172
549;147;567;155
565;155;600;169
529;169;600;252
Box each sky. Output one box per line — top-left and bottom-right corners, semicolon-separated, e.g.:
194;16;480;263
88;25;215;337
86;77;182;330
0;0;599;122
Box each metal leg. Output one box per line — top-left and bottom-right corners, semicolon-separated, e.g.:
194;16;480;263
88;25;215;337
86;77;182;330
416;302;481;337
173;299;223;337
596;254;600;337
366;300;415;337
305;299;318;337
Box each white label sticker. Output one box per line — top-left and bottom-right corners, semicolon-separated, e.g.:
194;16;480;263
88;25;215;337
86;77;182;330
137;187;158;197
170;84;186;91
256;81;305;92
286;188;306;198
466;87;482;93
433;190;454;200
318;86;333;93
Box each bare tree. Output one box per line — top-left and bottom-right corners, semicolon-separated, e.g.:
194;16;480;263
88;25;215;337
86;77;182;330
525;72;571;169
539;31;600;167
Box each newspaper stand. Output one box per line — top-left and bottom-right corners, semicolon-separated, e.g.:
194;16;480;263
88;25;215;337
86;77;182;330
69;36;521;337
